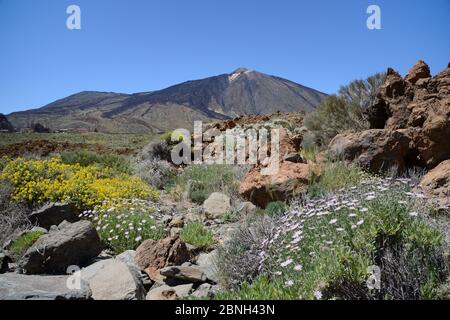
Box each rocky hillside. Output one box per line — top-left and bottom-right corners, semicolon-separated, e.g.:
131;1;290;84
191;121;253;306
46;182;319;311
7;68;327;133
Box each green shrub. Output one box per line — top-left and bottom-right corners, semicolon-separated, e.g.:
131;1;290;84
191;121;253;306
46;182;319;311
222;211;239;223
304;73;385;146
307;161;368;198
264;201;288;217
9;230;45;258
170;164;238;204
81;199;166;254
180;221;214;248
216;178;449;300
60;149;132;175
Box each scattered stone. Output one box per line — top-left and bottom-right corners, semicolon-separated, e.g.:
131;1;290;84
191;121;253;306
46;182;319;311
19;220;103;274
28;203;80;230
146;283;193;300
170;227;182;237
81;259;146;300
135;236;190;281
160;265;207;283
0;273;91;300
169;215;185;228
203;192;232;219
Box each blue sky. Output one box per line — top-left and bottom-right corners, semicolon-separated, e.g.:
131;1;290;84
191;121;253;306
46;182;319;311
0;0;449;114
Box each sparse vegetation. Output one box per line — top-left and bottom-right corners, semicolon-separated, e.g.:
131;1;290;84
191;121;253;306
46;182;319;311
180;221;215;248
9;230;45;259
61;149;132;175
216;176;450;300
132;158;175;190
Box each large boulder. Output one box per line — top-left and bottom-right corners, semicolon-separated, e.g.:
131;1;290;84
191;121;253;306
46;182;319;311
19;220;103;274
81;259;146;300
0;114;14;133
28;202;80;230
417;160;450;208
0;273;91;300
203;192;232;219
239;162;314;208
134;236;190;281
365;60;450;169
328;129;414;173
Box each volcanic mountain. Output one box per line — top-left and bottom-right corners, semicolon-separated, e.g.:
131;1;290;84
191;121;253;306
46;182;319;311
7;68;327;133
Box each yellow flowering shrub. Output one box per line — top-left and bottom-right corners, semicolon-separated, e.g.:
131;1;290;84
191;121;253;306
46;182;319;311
0;157;159;208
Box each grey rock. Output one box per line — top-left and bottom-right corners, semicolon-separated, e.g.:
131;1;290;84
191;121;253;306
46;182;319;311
203;192;232;219
236;201;257;216
28;203;80;230
19;220;103;274
0;273;91;300
160;265;207;283
191;283;214;298
146;283;193;300
81;259;146;300
169;215;184;228
195;250;219;283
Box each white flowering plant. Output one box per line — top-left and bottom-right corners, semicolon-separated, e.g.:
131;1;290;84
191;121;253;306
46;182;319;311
216;177;449;300
80;198;166;253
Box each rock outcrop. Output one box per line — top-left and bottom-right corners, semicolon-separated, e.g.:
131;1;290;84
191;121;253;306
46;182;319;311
330;60;450;172
417;159;450;208
0;114;14;132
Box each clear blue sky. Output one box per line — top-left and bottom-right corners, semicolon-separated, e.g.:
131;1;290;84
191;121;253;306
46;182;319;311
1;0;449;114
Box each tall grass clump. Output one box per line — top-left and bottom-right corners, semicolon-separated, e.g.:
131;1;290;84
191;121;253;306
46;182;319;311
9;230;45;259
180;221;215;248
307;161;368;198
216;177;450;300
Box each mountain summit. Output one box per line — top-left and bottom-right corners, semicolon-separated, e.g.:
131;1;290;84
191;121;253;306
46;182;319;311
8;69;327;133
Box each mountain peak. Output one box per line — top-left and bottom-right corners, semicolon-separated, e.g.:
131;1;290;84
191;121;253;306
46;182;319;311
229;67;250;81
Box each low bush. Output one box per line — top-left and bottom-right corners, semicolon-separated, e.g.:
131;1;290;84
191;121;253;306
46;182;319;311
133;159;175;190
264;201;288;217
0;157;159;209
170;164;239;204
80;199;166;254
180;221;214;248
60;149;132;175
216;177;450;299
9;230;45;259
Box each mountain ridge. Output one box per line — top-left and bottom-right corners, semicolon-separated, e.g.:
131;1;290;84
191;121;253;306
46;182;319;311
7;68;327;133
